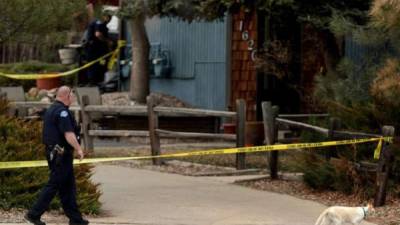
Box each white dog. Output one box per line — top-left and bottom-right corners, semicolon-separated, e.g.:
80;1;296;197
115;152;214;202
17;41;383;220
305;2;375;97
314;203;374;225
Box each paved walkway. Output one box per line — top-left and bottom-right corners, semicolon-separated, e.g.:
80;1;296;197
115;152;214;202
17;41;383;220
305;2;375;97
5;164;375;225
88;165;374;225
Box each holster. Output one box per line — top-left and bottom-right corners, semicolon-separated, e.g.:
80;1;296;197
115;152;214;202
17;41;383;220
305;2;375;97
75;125;81;145
49;144;65;165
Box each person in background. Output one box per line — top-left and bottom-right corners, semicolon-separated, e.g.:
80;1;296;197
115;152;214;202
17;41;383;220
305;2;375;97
82;11;112;86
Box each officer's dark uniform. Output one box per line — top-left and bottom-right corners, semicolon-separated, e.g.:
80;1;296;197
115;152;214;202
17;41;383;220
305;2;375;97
27;100;86;224
84;19;109;85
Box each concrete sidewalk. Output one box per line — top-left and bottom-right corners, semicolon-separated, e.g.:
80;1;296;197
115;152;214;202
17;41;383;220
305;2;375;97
4;164;375;225
88;165;375;225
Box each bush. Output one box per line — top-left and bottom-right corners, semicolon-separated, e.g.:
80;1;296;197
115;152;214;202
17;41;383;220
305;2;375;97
298;123;377;196
301;153;336;190
311;0;400;197
0;101;101;214
297;144;379;197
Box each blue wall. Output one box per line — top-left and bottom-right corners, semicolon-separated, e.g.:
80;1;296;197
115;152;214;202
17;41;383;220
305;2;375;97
123;17;228;110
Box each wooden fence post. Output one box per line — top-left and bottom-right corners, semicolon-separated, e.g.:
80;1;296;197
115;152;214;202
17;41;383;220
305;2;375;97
327;117;341;159
262;101;279;179
374;125;395;207
79;95;94;153
147;96;162;165
236;99;246;170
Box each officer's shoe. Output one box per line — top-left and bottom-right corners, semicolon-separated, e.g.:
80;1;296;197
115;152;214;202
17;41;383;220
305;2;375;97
69;219;89;225
24;213;46;225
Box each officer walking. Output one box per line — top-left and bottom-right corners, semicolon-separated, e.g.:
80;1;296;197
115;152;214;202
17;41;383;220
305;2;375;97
25;86;89;225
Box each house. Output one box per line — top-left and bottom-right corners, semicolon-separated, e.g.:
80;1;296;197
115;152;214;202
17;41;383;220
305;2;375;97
119;9;322;121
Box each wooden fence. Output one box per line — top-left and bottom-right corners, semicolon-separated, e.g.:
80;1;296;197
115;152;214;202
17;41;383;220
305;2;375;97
262;101;395;207
8;96;395;206
78;95;248;169
0;41;61;63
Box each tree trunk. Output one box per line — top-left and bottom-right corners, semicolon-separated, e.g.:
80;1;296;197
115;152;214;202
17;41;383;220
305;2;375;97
129;14;150;104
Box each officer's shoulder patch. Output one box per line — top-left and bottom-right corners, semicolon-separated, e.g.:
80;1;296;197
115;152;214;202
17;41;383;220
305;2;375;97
60;110;68;118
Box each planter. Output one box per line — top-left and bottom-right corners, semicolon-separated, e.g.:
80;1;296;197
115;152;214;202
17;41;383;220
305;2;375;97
58;48;77;64
222;123;236;134
36;77;61;90
245;121;264;146
222;122;264;146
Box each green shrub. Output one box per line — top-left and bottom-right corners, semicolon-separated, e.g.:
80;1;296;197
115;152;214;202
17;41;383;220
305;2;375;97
0;103;101;214
299;122;332;158
296;117;387;196
311;0;400;197
298;149;378;197
300;152;335;190
330;158;358;195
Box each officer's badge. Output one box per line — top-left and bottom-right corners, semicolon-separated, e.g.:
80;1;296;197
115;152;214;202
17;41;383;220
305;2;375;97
60;111;68;117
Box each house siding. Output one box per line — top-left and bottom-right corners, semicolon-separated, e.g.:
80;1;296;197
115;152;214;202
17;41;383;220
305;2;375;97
230;11;258;121
123;17;228;110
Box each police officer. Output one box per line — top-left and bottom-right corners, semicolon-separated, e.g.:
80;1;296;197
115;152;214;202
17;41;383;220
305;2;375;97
83;12;112;86
25;86;88;225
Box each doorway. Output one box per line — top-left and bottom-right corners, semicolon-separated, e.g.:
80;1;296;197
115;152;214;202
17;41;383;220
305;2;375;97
256;11;302;120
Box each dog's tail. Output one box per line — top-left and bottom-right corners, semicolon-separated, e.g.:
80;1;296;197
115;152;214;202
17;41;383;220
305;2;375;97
314;210;329;225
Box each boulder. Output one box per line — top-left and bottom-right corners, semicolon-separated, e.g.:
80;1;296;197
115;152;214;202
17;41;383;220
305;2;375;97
40;96;51;103
27;87;39;98
37;89;48;99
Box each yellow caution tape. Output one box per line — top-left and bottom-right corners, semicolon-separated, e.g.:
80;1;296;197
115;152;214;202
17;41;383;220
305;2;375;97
0;137;392;170
0;41;126;80
108;40;126;70
374;138;383;159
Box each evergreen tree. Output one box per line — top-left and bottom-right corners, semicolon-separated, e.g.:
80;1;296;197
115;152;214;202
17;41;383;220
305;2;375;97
309;0;400;196
315;0;400;130
0;0;86;45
